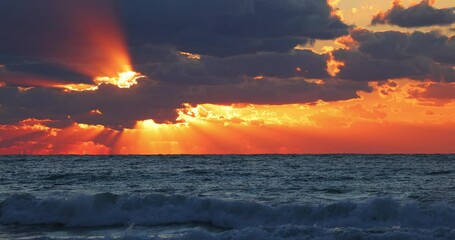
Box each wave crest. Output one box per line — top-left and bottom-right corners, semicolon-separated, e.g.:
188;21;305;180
1;193;455;229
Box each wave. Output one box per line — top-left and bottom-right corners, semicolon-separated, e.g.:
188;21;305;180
1;193;455;230
425;170;453;176
10;225;455;240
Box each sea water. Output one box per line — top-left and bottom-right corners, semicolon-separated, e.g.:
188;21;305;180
0;155;454;239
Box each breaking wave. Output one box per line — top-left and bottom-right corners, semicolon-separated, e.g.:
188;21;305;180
1;193;455;230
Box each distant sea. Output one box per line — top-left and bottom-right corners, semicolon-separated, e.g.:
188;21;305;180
1;155;455;239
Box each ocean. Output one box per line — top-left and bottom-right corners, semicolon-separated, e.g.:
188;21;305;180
0;155;454;239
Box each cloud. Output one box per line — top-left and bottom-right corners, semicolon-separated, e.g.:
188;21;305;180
0;0;348;59
0;78;371;129
117;0;348;56
334;49;455;82
3;0;452;130
0;43;372;129
0;0;359;128
333;29;455;82
0;119;112;154
3;62;93;85
350;29;455;65
136;50;330;85
372;0;455;27
408;82;455;105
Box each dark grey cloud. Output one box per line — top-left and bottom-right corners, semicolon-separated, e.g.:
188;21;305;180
350;30;455;65
4;62;93;85
371;0;455;27
408;82;455;101
135;50;330;85
0;1;102;61
0;0;347;88
117;0;347;56
334;49;454;82
334;29;455;82
0;0;347;59
0;0;357;129
6;1;452;129
0;50;364;128
0;79;371;129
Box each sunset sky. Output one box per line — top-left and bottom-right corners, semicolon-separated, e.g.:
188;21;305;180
0;0;454;154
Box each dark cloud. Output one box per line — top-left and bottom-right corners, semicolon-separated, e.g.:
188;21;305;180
334;49;454;81
117;0;347;56
4;62;93;85
182;79;371;105
0;0;357;128
0;0;347;59
6;0;453;129
0;1;107;60
350;30;455;65
408;82;455;101
371;0;455;27
334;29;455;82
0;0;348;90
136;50;330;85
0;78;371;129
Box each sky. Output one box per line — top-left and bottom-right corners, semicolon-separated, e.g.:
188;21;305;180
0;0;454;154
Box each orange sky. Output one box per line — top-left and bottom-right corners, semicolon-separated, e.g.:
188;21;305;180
0;0;454;154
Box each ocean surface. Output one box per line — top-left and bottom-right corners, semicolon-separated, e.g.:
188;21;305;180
0;154;455;240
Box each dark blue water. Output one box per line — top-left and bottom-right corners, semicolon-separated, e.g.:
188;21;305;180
1;155;455;239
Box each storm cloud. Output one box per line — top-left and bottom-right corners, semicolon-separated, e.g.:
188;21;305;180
372;0;455;27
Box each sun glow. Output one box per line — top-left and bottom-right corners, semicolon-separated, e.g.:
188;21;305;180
58;71;145;92
61;83;99;92
58;2;133;78
95;71;145;89
36;2;145;92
